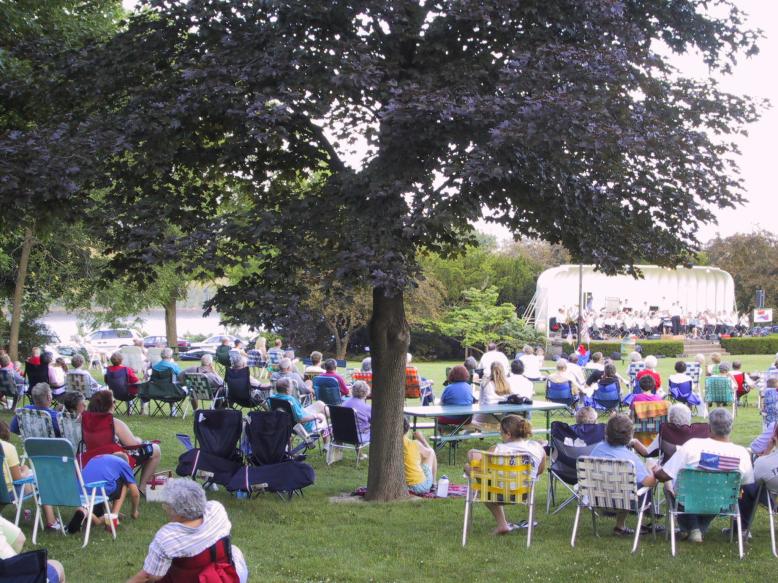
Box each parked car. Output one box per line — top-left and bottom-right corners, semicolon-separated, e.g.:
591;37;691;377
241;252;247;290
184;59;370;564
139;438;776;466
179;348;216;361
190;334;241;351
142;335;192;350
84;328;142;355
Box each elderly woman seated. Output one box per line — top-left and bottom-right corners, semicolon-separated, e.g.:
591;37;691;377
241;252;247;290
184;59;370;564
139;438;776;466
67;354;101;396
126;478;248;583
631;403;692;457
342;380;371;442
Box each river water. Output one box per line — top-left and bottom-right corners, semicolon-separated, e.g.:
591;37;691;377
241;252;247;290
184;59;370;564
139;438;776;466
42;308;252;342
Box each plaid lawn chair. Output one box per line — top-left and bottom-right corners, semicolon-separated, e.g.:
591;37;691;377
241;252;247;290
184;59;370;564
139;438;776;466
65;373;88;397
352;371;373;390
669;468;743;558
571;456;655;554
463;452;538;548
684;362;702;386
405;367;422;399
632;400;669;447
705;376;736;417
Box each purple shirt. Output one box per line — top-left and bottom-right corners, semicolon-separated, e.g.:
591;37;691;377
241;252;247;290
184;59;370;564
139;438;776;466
342;397;371;439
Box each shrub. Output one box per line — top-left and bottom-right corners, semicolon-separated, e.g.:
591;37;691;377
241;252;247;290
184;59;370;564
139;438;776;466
560;339;684;358
720;336;778;355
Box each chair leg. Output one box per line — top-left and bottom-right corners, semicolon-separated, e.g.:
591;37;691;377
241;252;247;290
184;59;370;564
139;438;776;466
571;504;581;547
83;488;97;548
670;511;676;557
632;495;647;554
32;503;41;544
736;513;744;559
103;488;116;540
462;489;471;547
546;474;553;514
527;486;535;548
769;494;778;558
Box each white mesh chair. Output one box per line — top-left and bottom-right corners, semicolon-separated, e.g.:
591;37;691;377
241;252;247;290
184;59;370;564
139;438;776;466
571;456;654;553
684;362;702;386
462;452;538;548
119;346;149;381
627;362;647;385
182;373;215;419
65;373;88;396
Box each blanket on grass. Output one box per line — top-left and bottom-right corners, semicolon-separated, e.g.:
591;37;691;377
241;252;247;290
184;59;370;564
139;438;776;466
351;484;467;499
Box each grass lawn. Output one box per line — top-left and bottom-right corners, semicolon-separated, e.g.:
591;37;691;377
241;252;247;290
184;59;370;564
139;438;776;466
2;354;777;582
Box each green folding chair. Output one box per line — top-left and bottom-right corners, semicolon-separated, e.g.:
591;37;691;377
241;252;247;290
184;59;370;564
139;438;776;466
25;437;115;548
669;468;743;558
182;372;215;418
705;377;736;417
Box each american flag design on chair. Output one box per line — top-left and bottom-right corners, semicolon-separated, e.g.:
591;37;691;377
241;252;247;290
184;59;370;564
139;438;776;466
698;452;740;471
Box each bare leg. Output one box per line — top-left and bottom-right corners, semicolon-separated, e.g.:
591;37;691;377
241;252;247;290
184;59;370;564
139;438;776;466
44;505;57;525
111;485;128;517
417;441;438;482
485;502;512;534
138;444;161;490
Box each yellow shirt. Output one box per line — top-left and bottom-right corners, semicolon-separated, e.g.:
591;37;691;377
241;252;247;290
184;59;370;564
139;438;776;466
1;440;20;493
403;436;425;486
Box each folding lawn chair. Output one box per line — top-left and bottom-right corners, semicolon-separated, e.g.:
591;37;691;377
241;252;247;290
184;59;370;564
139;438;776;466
571;456;654;554
668;379;701;411
657;423;711;464
223;368;264;411
267;397;325;452
327;405;370;467
182;372;216;418
103;367;140;415
139;368;187;416
669;468;743;558
546;380;576;414
0;549;48;583
77;412;147;477
228;410;316;501
119;346;148;381
24;363;49;391
632;400;669;447
64;373;88;397
684;362;702;386
0;448;37;526
25;437;115;547
312;376;342;406
705;376;736;417
627;362;646;385
59;412;82;455
462;452;538;548
176;409;245;489
15;409;56;443
0;370;20;410
591;381;621;413
546;421;605;515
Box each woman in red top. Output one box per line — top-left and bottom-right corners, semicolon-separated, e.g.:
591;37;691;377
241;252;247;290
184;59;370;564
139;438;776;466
635;355;662;390
106;352;140;392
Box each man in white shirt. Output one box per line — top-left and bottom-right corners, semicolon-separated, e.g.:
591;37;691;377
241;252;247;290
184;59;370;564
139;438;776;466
654;408;753;543
478;342;510;380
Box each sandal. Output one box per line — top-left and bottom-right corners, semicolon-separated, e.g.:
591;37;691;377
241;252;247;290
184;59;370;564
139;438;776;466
495;523;521;535
613;526;635;536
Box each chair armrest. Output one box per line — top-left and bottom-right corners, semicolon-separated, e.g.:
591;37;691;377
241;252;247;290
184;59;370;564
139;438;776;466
636;486;651;497
12;476;35;485
84;480;109;490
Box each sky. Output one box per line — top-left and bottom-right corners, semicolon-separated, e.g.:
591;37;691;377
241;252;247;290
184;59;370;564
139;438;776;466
121;0;776;244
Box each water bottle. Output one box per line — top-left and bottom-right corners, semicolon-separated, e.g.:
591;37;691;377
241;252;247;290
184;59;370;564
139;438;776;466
436;475;449;498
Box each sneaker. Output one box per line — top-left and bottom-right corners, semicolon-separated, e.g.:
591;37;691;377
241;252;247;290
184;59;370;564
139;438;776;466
46;520;64;533
721;527;752;541
689;528;703;543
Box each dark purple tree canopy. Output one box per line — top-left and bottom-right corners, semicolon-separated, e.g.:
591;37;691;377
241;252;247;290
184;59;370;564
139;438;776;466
0;0;763;329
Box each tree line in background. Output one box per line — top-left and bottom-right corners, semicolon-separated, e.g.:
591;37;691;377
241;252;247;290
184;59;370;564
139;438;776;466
0;1;764;500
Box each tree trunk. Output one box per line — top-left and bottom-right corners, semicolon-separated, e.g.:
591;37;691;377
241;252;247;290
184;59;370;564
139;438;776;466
365;287;411;501
335;331;350;360
164;296;178;357
9;228;34;361
333;334;343;361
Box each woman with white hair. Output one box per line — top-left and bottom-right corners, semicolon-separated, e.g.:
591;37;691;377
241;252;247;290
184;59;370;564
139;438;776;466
631;403;692;457
127;478;248;583
342;380;372;442
151;347;182;378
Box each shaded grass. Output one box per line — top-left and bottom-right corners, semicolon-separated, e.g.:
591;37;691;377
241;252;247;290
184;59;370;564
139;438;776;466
1;354;775;582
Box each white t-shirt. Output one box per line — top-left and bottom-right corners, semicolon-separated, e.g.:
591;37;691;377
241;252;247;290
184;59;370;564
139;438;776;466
494;439;545;471
519;354;542;379
755;451;778;492
478;351;510;379
661;437;754;490
508;375;534;400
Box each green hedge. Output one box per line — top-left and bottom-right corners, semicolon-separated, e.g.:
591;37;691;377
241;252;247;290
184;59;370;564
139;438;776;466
560;339;684;358
720;335;778;355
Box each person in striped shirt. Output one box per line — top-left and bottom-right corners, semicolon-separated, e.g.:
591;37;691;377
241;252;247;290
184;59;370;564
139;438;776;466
127;479;247;583
653;408;753;544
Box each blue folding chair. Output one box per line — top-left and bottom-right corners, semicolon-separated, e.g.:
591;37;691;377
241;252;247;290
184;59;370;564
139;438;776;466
0;449;37;526
546;380;576;413
313;376;343;406
0;549;48;583
25;437;115;547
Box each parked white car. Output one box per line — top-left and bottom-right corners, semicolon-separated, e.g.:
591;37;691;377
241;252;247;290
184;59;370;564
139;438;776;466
84;328;142;356
190;334;241;351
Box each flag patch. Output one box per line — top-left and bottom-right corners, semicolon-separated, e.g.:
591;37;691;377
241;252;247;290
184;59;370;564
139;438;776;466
699;452;740;471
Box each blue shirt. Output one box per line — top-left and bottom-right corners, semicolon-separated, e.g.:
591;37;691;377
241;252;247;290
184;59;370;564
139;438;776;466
272;393;312;431
82;454;136;496
10;405;61;437
590;441;649;485
440;381;474;407
152;359;181;376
